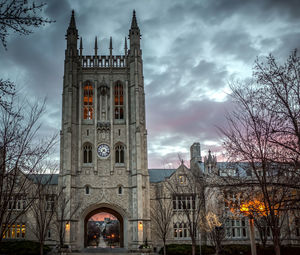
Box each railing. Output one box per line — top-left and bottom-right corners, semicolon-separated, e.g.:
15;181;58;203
81;55;126;68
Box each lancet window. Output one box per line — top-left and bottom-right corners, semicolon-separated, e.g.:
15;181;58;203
114;81;124;119
83;81;93;120
115;144;125;164
83;143;93;163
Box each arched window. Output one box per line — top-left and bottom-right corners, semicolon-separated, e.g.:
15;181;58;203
174;223;178;238
179;223;183;238
114;81;124;119
115;144;125;164
183;223;188;237
83;81;93;119
83;143;92;163
85;186;90;195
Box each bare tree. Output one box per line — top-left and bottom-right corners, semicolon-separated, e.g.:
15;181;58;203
0;79;15;112
204;211;226;255
55;187;80;250
29;168;57;255
150;183;174;255
0;96;57;243
166;162;206;255
0;0;54;49
0;0;54;113
203;185;228;255
219;50;300;255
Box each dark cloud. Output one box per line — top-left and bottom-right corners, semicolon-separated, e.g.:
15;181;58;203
1;0;300;168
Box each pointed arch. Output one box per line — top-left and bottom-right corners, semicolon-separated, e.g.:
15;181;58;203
83;142;93;163
83;81;93;120
115;143;125;164
114;81;124;120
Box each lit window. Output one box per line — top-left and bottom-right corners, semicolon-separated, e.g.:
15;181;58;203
174;223;178;238
179;175;186;184
114;81;124;120
83;81;93;119
21;225;25;238
115;145;125;164
83;143;93;163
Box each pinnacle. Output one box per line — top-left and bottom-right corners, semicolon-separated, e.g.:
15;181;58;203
131;9;139;29
68;9;76;30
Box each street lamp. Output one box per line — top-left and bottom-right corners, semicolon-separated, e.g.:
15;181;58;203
238;200;266;255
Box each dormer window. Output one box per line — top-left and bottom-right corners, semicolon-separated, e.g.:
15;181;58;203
179;175;186;184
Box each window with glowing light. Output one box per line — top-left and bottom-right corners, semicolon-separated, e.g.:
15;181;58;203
114;81;124;120
173;222;189;239
179;175;186;184
83;81;93;120
2;223;26;239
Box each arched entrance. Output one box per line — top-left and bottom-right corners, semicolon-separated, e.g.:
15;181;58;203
84;207;124;248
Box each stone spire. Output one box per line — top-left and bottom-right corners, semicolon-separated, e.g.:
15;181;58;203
130;10;139;29
66;10;78;56
129;10;141;54
66;10;78;37
79;37;83;57
109;36;113;51
124;37;128;56
94;36;98;56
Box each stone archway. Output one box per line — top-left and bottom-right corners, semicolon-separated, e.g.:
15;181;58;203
84;207;124;248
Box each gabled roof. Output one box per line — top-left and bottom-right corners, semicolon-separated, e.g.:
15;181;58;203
27;174;59;185
148;169;176;183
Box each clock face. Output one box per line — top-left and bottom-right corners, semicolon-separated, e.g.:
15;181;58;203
97;144;110;158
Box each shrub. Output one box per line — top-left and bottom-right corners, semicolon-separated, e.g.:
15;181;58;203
159;244;215;255
222;244;251;255
0;240;50;255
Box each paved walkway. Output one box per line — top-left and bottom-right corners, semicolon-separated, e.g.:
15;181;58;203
70;247;158;254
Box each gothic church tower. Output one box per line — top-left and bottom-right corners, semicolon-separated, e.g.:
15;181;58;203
59;10;150;250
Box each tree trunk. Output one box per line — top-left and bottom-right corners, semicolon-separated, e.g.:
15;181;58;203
40;242;44;255
192;241;196;255
163;238;166;255
216;242;220;255
273;235;281;255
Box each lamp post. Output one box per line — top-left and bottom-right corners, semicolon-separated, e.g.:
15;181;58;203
249;216;257;255
239;201;263;255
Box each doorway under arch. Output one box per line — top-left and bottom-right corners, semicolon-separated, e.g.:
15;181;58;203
84;207;124;248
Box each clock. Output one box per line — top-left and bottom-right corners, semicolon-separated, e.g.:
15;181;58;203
97;144;110;158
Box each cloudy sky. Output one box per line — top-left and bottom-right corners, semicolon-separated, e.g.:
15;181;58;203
1;0;300;168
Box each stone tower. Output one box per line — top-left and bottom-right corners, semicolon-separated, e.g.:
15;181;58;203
190;142;202;167
59;10;150;250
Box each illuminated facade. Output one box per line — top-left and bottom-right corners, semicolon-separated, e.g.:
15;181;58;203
59;10;150;250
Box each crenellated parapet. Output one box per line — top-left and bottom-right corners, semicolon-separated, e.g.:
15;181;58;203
80;55;127;68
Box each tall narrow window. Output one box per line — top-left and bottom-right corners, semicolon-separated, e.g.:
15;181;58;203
115;144;125;164
118;186;123;195
114;81;124;119
174;223;178;238
83;144;93;163
85;186;90;195
83;81;93;119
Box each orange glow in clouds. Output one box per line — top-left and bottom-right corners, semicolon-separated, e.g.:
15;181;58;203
89;212;117;221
